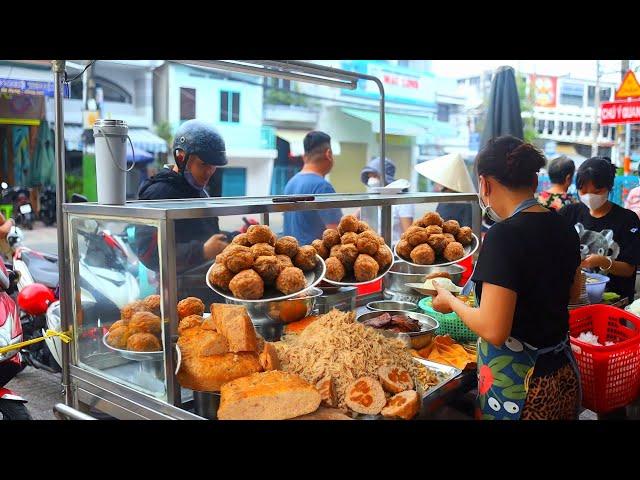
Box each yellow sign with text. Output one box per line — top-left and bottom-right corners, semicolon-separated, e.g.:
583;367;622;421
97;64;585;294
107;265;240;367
615;70;640;99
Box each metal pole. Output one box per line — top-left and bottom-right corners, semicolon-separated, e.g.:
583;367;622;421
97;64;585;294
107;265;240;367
52;60;72;406
591;60;601;157
621;61;630;167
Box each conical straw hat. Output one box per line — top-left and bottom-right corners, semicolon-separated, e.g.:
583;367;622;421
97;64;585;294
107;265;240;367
415;153;476;193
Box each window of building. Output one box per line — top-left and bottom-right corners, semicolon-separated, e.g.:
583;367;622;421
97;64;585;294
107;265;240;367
559;82;584;107
602;126;609;138
537;119;545;134
566;121;573;135
437;104;450;122
180;87;196;120
268;78;292;91
220;91;240;123
558;121;564;135
576;122;582;136
69;76;132;104
587;86;613;106
585;123;591;136
547;120;555;134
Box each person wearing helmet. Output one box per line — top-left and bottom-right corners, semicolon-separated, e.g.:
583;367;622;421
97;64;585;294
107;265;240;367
135;120;229;299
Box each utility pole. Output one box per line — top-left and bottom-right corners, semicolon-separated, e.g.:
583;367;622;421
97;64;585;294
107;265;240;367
81;61;99;201
619;60;630;167
591;60;601;157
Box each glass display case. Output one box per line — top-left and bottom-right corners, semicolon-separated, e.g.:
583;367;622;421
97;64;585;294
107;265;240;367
62;192;481;419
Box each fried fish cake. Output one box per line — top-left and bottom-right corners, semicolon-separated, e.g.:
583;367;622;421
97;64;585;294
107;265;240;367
427;234;448;255
293;245;318;272
396;239;413;259
127;333;161;352
311;239;329;259
229;269;265;300
178;297;205;319
322;229;341;249
253;255;281;285
106;326;131;349
340;232;358;245
405;226;430;247
443;241;465;262
129;311;162;336
442;220;461;237
356;233;379;255
338;215;359;234
246;224;273;245
231;233;251;246
410;244;436;265
143;295;161;316
324;256;346;282
275;267;307;295
456;226;473;246
121;300;146;322
208;262;235;291
357;220;371;233
225;245;254;273
337;244;359;270
251;242;275;258
353;254;379;282
422;212;444;227
277;254;294;269
425;225;443;236
275;236;299;258
372;245;393;270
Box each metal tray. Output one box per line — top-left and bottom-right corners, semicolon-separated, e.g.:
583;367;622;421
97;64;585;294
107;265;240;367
394;233;479;268
323;245;395;286
102;332;164;362
206;254;326;303
414;357;463;398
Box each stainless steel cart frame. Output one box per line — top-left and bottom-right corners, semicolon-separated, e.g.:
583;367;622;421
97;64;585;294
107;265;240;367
51;60;481;420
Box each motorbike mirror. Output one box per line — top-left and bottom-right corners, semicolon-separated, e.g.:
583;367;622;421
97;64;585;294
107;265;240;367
71;193;88;203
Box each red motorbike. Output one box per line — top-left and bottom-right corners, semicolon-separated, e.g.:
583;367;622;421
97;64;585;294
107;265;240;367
0;261;31;420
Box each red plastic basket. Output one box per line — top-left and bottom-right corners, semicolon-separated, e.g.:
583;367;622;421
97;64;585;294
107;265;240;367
569;305;640;414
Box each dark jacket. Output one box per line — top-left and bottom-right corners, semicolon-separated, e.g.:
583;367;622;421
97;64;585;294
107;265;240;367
135;167;221;273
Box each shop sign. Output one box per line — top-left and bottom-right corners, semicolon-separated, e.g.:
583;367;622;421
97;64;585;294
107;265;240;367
0;78;68;97
615;70;640;100
529;74;557;108
82;110;100;129
600;100;640;125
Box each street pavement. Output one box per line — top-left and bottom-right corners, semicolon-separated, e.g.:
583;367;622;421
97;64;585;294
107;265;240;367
5;367;61;420
21;222;58;256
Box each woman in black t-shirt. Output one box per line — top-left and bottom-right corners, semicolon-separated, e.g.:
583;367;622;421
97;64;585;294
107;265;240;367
433;136;582;421
559;157;640;302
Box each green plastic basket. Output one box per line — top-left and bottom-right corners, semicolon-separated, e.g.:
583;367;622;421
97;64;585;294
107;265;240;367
418;296;478;343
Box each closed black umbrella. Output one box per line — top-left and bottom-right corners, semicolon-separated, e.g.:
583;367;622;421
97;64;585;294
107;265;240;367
480;65;524;148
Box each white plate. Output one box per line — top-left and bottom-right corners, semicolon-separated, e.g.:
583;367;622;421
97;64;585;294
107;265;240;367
323;245;395;286
394;233;479;268
103;331;163;361
205;254;326;303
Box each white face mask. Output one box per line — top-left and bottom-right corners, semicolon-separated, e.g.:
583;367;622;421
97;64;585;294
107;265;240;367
367;177;381;187
478;177;503;223
580;193;608;211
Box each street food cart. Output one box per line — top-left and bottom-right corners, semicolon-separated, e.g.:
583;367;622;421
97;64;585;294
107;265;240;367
49;61;482;420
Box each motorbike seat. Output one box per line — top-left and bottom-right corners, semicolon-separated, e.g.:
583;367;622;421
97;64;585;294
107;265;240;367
21;252;59;289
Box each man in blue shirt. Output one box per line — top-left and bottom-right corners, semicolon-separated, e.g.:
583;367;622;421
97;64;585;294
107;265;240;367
283;131;342;245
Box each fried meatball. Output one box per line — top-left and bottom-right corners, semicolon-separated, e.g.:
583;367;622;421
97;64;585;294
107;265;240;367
268;231;277;247
356;233;379;255
443;233;456;243
177;297;205;319
357;220;371;233
410;244;436;265
121;300;145;322
275;236;299;258
425;225;443;236
246;224;273;245
456;226;473;246
251;242;275;258
129;311;162;336
277;254;294;269
275;267;307;295
110;320;127;331
337;244;359;270
293;245;318;272
442;220;461;237
396;239;413;259
225;245;254;273
373;245;393;270
231;233;251;246
338;214;359;234
412;218;427;228
208;262;235;291
311;239;329;259
215;244;240;265
405;226;430;247
427;233;449;254
142;295;161;316
443;242;465;262
325;256;346;282
229;269;264;300
341;232;358;245
106;326;130;349
127;333;161;352
376;235;386;246
353;254;380;282
178;315;203;335
253;255;281;285
322;229;341;248
422;212;444;227
330;245;342;258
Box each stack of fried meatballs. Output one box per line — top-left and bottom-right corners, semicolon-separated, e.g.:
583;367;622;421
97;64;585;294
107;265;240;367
312;214;393;283
106;294;165;352
208;224;319;300
395;212;473;265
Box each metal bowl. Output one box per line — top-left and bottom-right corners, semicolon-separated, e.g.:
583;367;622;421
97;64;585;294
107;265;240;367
102;332;163;362
322;245;395;287
356;310;439;349
206;254;326;303
366;300;418;312
394;233;479;268
264;287;323;323
383;262;466;296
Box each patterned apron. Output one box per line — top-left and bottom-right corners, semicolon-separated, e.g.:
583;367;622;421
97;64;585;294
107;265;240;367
467;198;582;419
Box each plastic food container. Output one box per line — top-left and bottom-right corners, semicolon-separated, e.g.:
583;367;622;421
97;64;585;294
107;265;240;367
584;272;610;304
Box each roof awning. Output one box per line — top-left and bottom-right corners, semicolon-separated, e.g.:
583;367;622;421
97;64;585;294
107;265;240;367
64;124;168;154
276;129;341;156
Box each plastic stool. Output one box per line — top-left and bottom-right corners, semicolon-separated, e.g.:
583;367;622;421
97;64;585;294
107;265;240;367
0;204;13;221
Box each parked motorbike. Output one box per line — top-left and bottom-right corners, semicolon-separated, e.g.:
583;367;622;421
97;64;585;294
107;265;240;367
0;261;31;420
39;186;56;227
1;183;34;230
